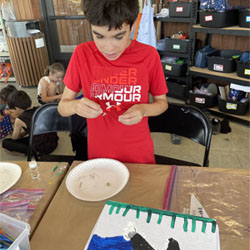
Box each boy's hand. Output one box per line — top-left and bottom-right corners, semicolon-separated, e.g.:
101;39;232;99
75;97;103;118
118;104;145;125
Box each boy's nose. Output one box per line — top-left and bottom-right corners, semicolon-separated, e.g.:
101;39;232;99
103;41;115;53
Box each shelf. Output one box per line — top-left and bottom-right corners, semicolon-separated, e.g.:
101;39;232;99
154;16;193;23
192;24;250;36
0;51;9;56
166;75;188;82
189;66;250;86
0;76;16;82
158;50;190;59
208;106;250;124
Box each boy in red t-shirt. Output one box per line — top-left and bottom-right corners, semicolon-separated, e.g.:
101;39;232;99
58;0;168;164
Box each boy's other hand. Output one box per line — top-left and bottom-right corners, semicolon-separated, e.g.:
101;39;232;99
75;97;103;118
118;104;145;125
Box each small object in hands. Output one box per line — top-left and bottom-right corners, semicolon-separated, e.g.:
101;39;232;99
29;161;40;179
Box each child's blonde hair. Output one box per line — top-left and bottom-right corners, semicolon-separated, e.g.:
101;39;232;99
44;63;65;76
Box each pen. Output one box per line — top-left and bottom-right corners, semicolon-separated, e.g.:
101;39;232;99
53;166;58;172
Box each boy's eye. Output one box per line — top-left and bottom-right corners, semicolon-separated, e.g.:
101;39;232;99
115;36;123;40
96;35;103;39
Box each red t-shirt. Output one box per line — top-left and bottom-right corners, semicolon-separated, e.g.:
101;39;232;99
64;40;168;164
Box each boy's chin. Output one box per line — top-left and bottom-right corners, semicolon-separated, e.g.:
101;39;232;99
103;54;120;61
104;55;119;61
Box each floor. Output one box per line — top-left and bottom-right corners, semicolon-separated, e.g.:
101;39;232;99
1;82;249;169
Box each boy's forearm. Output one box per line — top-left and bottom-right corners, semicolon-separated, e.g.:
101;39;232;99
12;128;23;140
58;98;77;117
12;119;23;140
142;98;168;117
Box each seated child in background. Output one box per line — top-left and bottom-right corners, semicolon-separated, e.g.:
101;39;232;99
2;90;58;155
0;85;17;122
37;63;65;104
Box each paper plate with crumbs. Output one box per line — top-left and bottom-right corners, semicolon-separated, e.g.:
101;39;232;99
66;159;129;201
0;162;22;194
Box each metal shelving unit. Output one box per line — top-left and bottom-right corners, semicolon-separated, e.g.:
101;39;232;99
155;16;193;23
188;23;250;124
189;66;250;87
158;50;190;59
155;0;198;101
192;24;250;37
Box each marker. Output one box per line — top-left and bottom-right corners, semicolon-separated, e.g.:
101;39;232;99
53;166;58;172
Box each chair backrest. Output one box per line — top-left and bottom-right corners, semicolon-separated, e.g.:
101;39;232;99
30;103;72;136
27;103;72;161
148;102;212;166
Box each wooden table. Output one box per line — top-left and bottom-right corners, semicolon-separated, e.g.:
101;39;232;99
30;162;249;250
2;161;69;237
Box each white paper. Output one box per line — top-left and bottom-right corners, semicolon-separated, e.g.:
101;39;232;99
35;38;44;48
230;83;250;93
190;194;209;218
218;86;226;99
85;203;220;250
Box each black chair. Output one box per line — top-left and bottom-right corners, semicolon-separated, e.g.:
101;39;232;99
148;102;212;167
27;103;87;164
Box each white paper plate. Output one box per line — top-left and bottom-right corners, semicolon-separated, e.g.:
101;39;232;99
0;162;22;194
66;159;129;201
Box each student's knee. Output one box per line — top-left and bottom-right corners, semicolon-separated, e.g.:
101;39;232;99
47;83;57;96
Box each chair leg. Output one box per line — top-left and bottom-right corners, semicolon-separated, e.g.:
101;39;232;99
32;150;39;161
27;147;39;161
27;147;32;161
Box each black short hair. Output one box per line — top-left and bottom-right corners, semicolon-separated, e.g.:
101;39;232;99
0;85;17;102
8;90;32;110
83;0;139;30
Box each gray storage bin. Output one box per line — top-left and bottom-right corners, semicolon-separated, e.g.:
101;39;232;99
5;20;40;38
169;2;192;18
165;38;190;54
207;50;241;73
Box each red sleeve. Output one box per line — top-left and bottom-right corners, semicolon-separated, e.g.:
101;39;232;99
149;49;168;96
63;47;82;93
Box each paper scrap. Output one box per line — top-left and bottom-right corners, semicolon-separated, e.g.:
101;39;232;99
190;194;209;218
